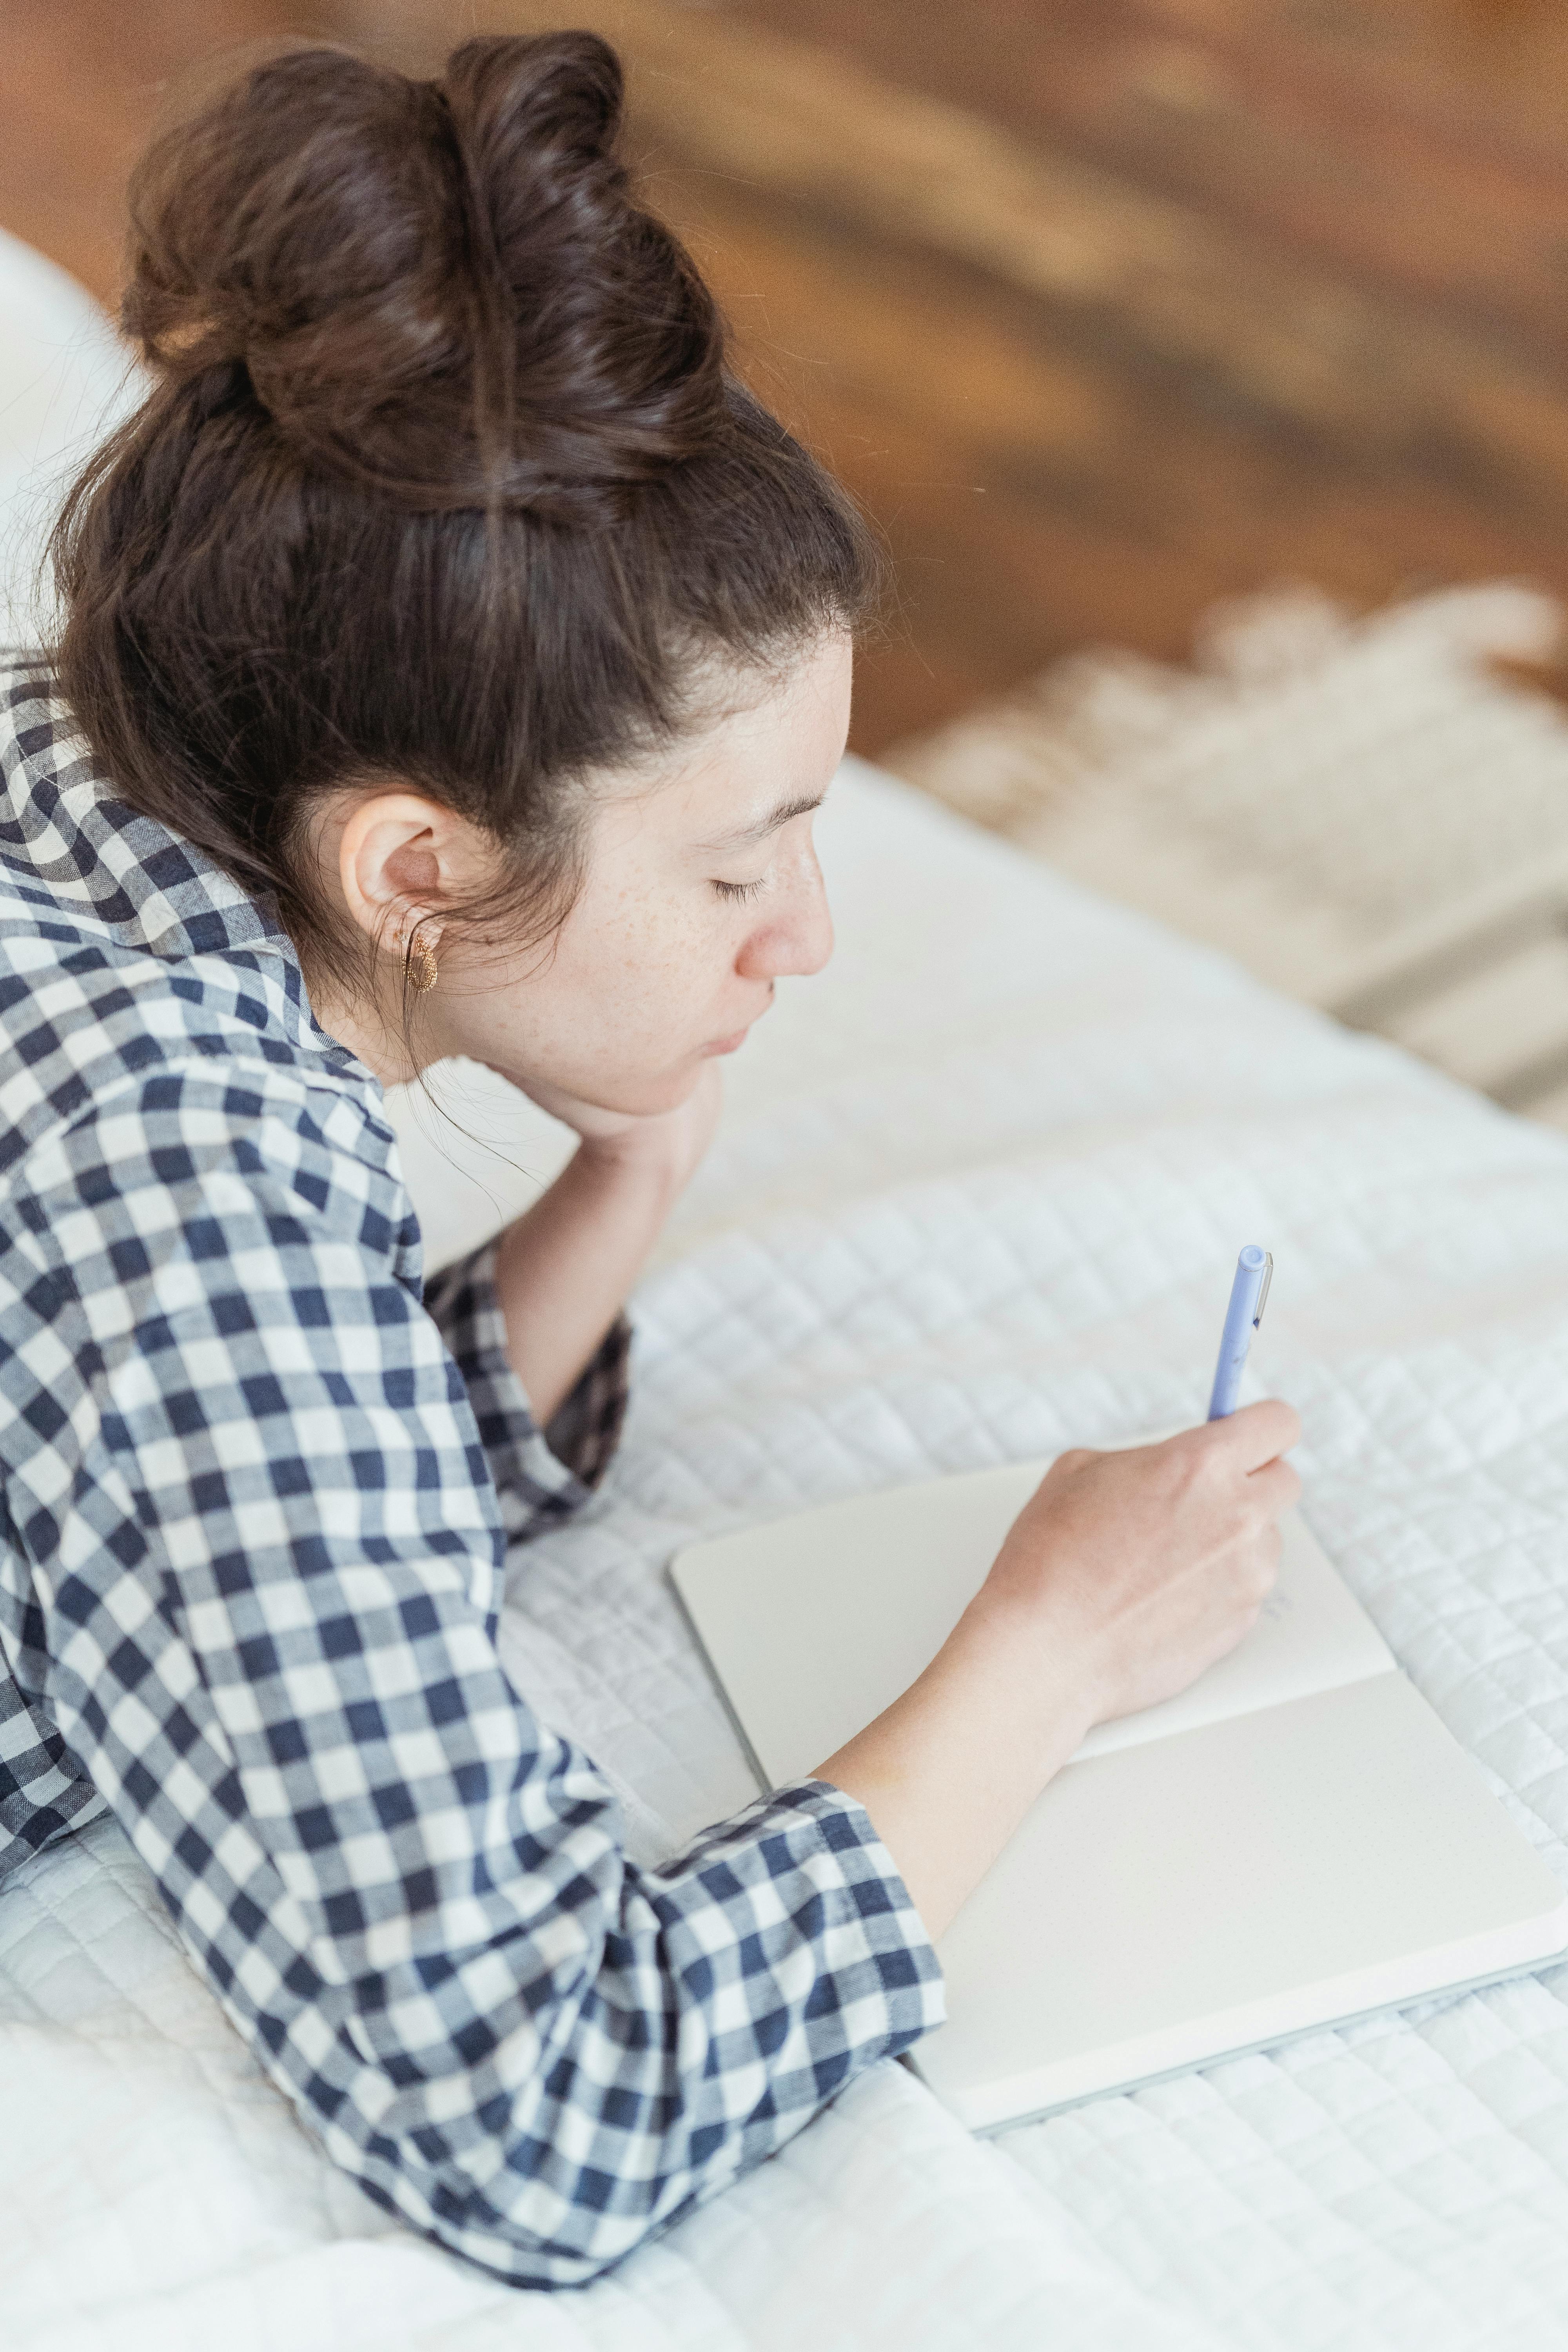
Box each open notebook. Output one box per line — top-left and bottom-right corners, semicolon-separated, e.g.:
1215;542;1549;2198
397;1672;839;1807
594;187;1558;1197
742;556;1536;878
671;1458;1568;2129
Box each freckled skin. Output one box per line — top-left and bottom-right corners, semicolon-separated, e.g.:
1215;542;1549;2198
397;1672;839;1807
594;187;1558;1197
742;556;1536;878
312;633;851;1117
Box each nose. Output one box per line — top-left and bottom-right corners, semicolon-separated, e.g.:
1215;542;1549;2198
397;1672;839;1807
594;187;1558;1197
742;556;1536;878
737;840;834;982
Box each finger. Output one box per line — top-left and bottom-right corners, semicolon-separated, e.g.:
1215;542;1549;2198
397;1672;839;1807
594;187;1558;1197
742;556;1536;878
1205;1396;1301;1470
1245;1454;1303;1514
1230;1525;1283;1613
1040;1446;1100;1484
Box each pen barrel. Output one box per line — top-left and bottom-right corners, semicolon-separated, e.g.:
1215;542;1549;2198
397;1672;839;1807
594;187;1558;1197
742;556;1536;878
1208;1245;1269;1420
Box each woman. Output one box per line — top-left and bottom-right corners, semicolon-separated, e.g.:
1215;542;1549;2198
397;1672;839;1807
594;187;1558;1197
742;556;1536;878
0;34;1298;2287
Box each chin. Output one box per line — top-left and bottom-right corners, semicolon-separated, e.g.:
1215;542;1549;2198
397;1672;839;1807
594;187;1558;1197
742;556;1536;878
640;1065;707;1114
581;1064;703;1120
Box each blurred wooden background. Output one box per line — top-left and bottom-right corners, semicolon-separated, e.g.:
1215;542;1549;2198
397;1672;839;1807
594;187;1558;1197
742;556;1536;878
5;0;1567;755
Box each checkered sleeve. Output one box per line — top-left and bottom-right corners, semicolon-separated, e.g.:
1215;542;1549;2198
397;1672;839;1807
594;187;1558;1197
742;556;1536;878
422;1238;630;1538
0;1657;107;1859
0;1073;943;2287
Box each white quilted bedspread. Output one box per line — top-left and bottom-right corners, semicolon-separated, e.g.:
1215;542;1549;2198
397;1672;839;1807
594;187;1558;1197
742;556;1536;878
8;759;1568;2351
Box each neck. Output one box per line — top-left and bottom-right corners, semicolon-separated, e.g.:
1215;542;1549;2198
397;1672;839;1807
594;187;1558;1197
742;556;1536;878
297;949;428;1091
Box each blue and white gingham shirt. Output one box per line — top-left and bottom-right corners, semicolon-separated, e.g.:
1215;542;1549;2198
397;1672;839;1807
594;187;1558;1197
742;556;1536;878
0;659;943;2285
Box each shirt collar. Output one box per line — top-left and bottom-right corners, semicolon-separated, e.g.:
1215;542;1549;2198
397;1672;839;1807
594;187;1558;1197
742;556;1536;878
0;655;360;1069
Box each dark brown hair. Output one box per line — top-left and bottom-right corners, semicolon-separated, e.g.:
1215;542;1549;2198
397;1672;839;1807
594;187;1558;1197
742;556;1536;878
50;33;880;984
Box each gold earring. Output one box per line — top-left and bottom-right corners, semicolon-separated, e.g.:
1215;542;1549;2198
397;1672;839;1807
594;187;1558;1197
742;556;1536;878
404;927;438;993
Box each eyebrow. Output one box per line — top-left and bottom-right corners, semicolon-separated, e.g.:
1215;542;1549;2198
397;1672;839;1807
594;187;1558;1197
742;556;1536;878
695;793;826;854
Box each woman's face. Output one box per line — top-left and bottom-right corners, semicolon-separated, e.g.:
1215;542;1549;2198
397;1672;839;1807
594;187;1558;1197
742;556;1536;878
430;631;852;1116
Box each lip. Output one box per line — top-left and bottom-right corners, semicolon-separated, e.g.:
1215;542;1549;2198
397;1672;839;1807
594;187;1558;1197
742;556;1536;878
702;987;775;1059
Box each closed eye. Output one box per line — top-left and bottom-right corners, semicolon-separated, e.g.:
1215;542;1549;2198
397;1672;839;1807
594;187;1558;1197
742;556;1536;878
712;876;767;903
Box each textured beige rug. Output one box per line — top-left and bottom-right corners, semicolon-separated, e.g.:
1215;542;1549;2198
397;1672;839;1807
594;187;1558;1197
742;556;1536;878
878;582;1568;1128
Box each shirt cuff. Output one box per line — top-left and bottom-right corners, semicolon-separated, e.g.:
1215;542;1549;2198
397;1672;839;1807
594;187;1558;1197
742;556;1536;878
654;1777;947;2063
423;1236;631;1541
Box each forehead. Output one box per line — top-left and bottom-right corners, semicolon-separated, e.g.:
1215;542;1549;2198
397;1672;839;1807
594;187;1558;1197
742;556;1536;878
597;632;854;847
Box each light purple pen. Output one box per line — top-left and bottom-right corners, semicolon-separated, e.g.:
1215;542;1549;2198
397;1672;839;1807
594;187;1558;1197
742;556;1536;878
1207;1245;1274;1420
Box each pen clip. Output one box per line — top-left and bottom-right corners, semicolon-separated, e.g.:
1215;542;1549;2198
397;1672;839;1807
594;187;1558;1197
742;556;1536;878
1252;1250;1274;1328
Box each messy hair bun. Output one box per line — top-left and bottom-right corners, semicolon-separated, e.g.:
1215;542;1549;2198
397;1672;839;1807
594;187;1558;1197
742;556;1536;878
124;35;726;520
51;32;880;984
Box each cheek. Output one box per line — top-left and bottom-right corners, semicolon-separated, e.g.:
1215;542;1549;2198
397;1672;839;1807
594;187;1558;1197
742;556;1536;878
494;890;724;1098
570;894;710;1036
545;947;713;1112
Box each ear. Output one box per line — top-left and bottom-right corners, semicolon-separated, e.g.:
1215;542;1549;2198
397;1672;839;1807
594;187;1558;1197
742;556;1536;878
335;791;472;958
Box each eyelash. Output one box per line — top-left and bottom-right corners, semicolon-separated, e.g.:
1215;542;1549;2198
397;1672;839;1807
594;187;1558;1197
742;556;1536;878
712;877;767;903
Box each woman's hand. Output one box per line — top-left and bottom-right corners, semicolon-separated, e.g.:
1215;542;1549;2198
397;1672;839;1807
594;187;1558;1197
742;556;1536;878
516;1063;724;1201
976;1402;1303;1747
490;1067;723;1426
818;1401;1301;1941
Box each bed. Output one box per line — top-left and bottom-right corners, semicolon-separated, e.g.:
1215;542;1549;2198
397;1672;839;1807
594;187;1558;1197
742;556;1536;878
7;754;1568;2349
7;242;1568;2352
